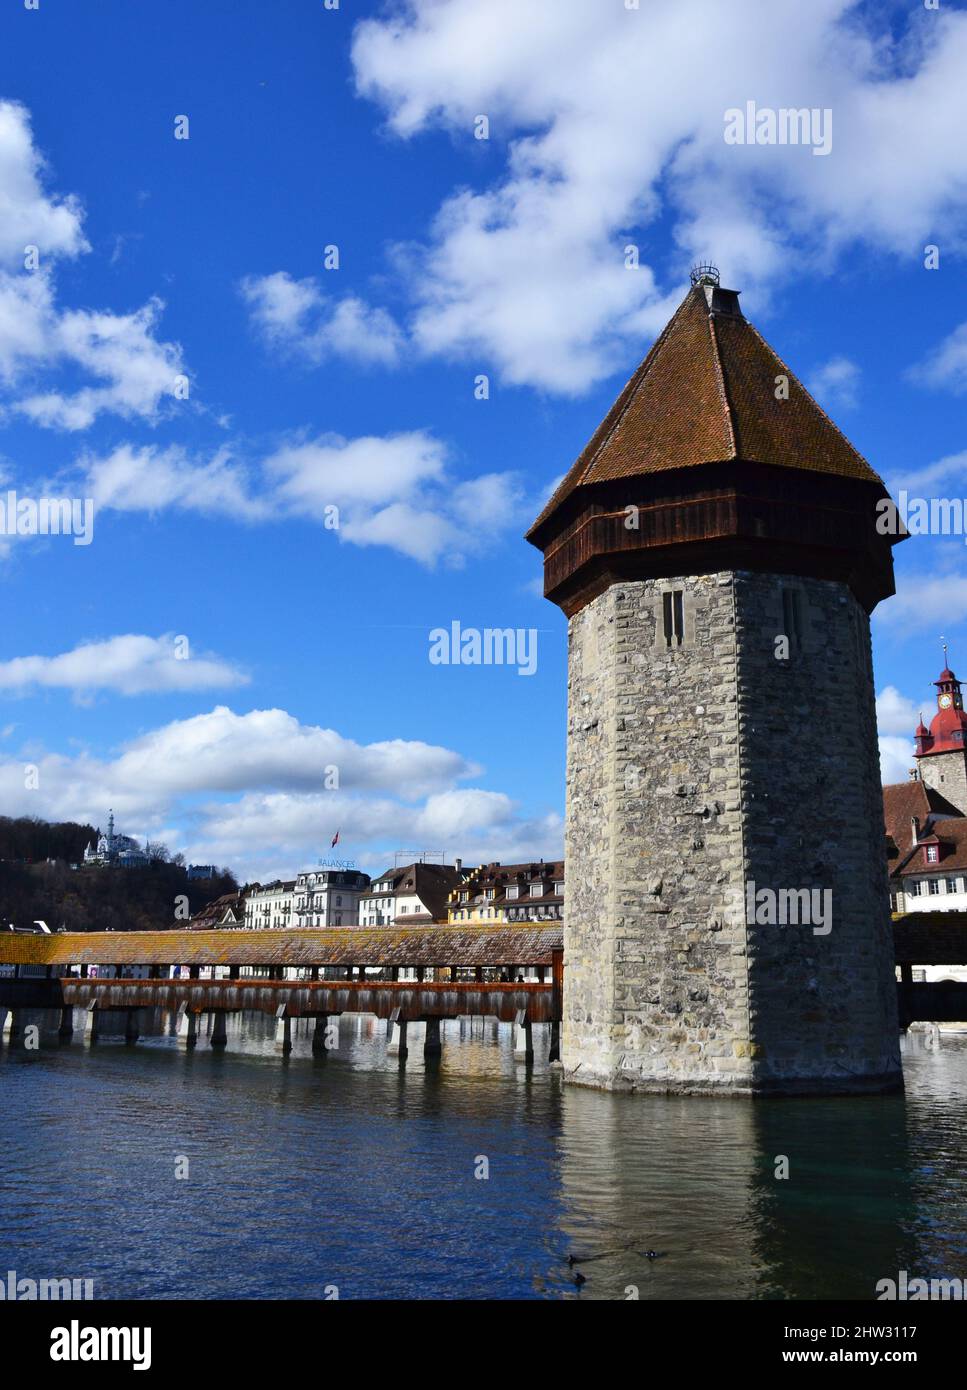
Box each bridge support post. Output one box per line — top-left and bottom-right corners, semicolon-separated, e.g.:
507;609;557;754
424;1017;442;1059
549;1020;561;1064
275;1007;292;1055
178;1003;198;1048
312;1015;332;1054
210;1013;227;1049
514;1011;534;1063
124;1009;140;1045
1;1009;23;1042
84;1001;99;1045
387;1014;408;1061
58;1006;74;1041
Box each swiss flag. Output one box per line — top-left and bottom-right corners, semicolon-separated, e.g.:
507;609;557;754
331;830;340;848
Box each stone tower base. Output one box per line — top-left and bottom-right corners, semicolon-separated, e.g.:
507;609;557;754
563;571;903;1098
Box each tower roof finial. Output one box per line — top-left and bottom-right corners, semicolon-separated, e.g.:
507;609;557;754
690;261;720;288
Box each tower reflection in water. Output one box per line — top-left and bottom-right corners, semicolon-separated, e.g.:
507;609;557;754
553;1076;929;1300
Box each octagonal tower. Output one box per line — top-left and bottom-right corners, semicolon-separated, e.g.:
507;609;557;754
527;270;905;1095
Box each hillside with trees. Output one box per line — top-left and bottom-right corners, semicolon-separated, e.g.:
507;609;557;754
0;815;237;932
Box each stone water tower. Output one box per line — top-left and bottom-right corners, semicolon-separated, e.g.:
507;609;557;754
526;268;904;1095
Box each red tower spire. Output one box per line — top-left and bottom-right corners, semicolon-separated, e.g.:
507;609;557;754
914;659;967;758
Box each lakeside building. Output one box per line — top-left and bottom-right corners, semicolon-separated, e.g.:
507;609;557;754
358;860;469;926
884;661;967;921
293;869;370;927
447;861;564;923
188;892;247;930
243;880;296;931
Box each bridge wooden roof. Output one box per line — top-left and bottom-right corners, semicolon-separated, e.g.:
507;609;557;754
0;925;564;969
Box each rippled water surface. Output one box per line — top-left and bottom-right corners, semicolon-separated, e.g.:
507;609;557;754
2;1012;966;1299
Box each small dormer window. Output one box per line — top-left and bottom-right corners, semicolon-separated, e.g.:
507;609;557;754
485;889;495;900
926;845;939;864
530;883;543;898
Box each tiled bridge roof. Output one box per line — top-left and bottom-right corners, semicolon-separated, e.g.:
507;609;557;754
0;925;564;969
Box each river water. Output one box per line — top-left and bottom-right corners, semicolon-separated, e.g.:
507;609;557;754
2;1012;966;1300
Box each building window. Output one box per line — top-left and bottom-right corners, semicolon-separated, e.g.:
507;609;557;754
947;878;961;894
486;889;496;900
530;883;543;898
782;588;803;651
929;879;941;894
506;886;519;900
926;845;939;864
554;881;565;895
662;589;684;648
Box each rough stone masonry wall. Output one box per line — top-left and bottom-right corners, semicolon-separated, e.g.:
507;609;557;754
734;573;901;1093
918;748;967;817
564;572;751;1092
563;571;902;1095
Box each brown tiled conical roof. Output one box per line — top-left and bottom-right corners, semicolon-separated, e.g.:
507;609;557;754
528;283;882;538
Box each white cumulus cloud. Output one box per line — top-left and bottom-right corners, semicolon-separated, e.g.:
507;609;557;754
346;0;967;394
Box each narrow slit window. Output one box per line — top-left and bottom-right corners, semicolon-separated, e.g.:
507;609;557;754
663;590;684;648
782;588;803;650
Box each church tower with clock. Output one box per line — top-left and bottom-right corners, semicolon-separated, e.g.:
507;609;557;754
527;266;905;1095
914;658;967;814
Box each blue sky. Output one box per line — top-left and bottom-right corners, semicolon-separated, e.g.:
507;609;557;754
0;0;965;882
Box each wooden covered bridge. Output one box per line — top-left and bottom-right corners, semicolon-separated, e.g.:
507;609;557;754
0;925;564;1062
1;913;966;1064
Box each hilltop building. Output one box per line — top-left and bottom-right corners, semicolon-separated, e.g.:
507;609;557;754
526;265;904;1095
83;811;151;869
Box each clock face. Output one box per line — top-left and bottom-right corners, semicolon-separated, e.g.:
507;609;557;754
940;693;953;709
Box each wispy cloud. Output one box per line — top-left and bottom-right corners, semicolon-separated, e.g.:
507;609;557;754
57;433;525;567
807;355;860;410
907;321;967;395
239;271;403;367
0;100;186;430
0;635;249;700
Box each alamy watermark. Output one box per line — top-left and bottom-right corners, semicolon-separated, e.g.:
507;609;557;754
724;101;832;157
428;621;538;676
876;492;967;544
50;1321;151;1371
0;491;94;546
746;880;832;935
0;1269;94;1299
876;1269;966;1300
